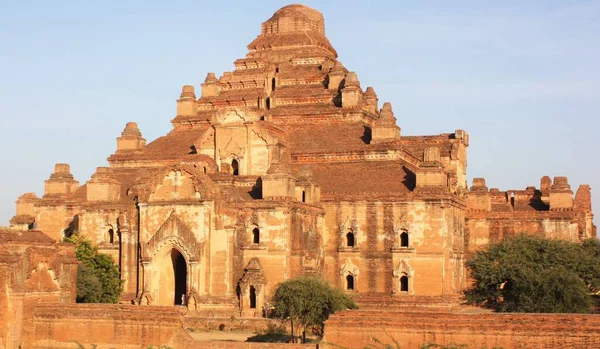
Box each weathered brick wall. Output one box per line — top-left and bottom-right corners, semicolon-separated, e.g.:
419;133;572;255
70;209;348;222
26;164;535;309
25;304;194;349
192;343;314;349
323;310;600;349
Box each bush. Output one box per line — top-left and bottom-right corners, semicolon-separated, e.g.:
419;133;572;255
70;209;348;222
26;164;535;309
466;235;600;313
67;236;122;303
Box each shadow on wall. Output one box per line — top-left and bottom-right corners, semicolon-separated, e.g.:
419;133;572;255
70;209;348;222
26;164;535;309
402;166;416;191
361;126;372;145
248;177;263;200
529;190;550;211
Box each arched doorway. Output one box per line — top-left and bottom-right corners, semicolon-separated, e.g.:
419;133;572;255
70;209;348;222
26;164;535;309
156;248;188;306
232;159;239;176
249;285;257;309
172;249;187;305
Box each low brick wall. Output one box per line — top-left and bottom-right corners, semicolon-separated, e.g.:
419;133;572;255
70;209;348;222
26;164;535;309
26;304;194;349
192;343;313;349
184;316;276;332
323;310;600;349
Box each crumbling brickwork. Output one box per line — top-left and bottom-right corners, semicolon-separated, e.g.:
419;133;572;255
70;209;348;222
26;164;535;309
0;229;78;349
323;310;600;349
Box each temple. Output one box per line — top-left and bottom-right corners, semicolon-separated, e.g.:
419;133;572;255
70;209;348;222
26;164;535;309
9;4;595;313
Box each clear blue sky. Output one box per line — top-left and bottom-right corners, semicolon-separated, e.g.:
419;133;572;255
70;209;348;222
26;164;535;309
1;1;599;227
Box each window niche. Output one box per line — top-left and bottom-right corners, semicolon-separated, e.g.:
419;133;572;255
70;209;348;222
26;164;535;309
252;228;260;244
338;230;359;252
241;226;266;250
391;230;415;253
340;258;359;292
393;260;414;295
400;232;409;248
100;224;119;249
346;232;355;247
346;275;355;290
338;220;360;252
108;228;115;244
400;275;409;292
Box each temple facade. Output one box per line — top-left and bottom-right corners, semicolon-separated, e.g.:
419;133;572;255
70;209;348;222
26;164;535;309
10;4;595;314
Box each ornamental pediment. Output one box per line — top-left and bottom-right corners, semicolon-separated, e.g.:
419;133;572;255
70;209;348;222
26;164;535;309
131;164;215;203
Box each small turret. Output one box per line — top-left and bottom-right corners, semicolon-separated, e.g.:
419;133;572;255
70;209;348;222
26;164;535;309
467;178;491;211
87;167;121;202
262;144;296;199
341;72;362;108
44;163;79;197
540;176;552;192
574;184;595;239
177;85;197;116
327;61;346;90
371;102;401;143
15;192;38;216
116;122;146;152
549;176;573;210
201;73;219;97
363;87;378;114
10;193;39;230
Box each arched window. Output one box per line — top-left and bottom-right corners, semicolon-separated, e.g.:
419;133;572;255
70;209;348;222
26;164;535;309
400;275;409;292
266;97;271;110
346;275;354;290
301;190;306;203
231;159;239;176
400;232;409;248
271;78;276;91
108;229;114;244
249;286;257;309
252;228;260;244
346;232;355;247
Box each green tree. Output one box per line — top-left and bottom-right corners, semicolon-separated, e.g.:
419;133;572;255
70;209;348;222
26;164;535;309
271;276;358;343
466;235;600;313
67;236;122;303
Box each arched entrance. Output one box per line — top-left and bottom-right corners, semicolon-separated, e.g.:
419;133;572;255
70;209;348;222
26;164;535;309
156;248;188;306
172;249;187;305
231;159;239;176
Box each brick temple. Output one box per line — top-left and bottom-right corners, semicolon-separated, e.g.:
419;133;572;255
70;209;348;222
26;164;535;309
9;4;595;315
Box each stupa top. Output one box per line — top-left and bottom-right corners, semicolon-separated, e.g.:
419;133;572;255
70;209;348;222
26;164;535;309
248;4;337;58
264;4;325;35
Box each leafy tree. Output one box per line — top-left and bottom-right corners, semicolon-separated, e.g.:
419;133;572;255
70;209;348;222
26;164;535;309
271;276;358;343
466;235;600;313
67;236;122;303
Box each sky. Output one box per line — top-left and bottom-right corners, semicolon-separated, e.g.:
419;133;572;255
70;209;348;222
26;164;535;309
0;0;599;227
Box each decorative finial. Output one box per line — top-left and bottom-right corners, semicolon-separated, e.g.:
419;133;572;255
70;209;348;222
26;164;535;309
364;87;377;98
344;72;359;87
180;85;196;99
121;122;142;137
204;72;218;83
